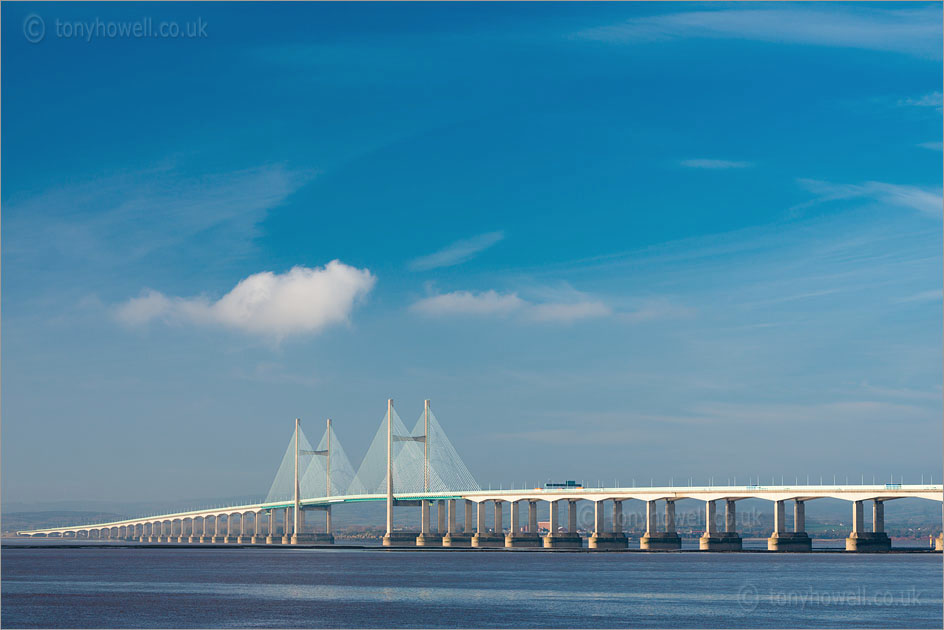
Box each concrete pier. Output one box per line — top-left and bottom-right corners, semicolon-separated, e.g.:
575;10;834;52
211;516;225;543
698;498;744;551
265;511;279;544
506;500;542;547
589;500;628;549
442;502;471;547
543;499;582;548
935;533;943;551
700;500;740;551
641;500;681;550
846;500;891;551
224;514;237;543
442;499;472;547
250;512;263;544
188;518;200;543
472;500;504;547
769;500;811;551
417;500;444;546
281;507;292;545
237;513;250;544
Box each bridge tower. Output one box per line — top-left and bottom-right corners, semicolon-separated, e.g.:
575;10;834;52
416;400;444;546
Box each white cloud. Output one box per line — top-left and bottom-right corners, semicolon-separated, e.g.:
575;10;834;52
116;261;376;339
409;231;505;271
410;289;611;323
575;6;942;59
680;159;752;169
116;291;175;326
796;179;943;218
917;141;943;151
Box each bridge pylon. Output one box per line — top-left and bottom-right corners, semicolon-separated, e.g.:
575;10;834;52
381;399;423;546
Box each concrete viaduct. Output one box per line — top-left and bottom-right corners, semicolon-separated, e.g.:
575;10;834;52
18;485;943;552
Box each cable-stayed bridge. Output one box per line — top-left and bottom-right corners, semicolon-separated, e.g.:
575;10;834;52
18;400;944;552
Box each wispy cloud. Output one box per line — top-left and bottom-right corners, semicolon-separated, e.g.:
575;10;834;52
574;6;942;59
410;288;692;325
680;159;752;169
410;289;525;317
235;362;320;387
491;397;937;447
411;289;610;323
899;91;943;112
893;289;943;304
4;163;311;271
618;298;696;323
409;230;505;271
530;301;612;322
796;179;942;218
691;399;935;428
917;141;943;151
854;382;942;402
116;261;376;340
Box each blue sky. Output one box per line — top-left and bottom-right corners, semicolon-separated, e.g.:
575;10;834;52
2;2;941;507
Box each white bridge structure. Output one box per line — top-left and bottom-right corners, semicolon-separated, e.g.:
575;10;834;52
18;400;944;552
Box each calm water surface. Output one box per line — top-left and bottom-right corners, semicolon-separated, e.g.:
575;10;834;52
2;543;941;628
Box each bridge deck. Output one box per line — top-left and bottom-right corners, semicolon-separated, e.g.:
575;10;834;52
16;484;943;535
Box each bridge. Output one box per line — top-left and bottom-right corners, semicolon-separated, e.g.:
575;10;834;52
17;400;944;552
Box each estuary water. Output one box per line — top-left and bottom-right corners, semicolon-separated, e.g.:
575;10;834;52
2;543;941;628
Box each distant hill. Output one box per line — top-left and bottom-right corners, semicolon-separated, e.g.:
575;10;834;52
2;511;127;533
2;496;265;518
